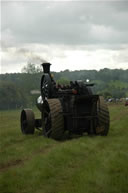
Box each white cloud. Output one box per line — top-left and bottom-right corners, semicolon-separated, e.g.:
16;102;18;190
1;43;128;73
1;1;128;73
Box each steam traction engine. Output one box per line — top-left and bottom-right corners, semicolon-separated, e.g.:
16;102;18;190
20;63;110;140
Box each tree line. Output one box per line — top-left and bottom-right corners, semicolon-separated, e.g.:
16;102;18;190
0;63;128;110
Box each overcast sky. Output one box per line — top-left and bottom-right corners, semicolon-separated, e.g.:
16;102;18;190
1;0;128;73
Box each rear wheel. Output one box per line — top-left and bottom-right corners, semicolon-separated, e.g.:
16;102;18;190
42;99;64;140
20;109;35;134
96;96;110;135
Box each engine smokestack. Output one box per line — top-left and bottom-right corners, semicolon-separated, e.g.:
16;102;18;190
41;62;51;73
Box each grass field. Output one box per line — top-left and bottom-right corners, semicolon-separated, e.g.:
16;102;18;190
0;104;128;193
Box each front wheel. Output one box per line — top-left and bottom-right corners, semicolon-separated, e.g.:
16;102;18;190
20;109;35;134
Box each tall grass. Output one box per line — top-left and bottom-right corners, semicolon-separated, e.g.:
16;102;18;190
0;104;128;193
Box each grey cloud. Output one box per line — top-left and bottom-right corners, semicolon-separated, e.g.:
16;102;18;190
2;1;128;47
1;0;128;73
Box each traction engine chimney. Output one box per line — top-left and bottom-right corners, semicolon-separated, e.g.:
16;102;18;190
41;63;51;74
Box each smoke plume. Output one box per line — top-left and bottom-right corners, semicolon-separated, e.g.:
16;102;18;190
16;48;47;64
1;41;47;65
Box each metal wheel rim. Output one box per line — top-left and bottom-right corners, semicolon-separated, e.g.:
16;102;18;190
20;109;35;134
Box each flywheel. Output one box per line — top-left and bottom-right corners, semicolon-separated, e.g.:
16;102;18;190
41;74;52;100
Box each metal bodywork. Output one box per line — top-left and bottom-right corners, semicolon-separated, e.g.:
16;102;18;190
20;63;110;140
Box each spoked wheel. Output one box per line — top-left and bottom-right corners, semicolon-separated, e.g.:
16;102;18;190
95;96;110;135
42;99;64;140
41;74;52;100
20;109;35;134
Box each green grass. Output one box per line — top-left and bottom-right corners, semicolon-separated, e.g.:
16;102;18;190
0;104;128;193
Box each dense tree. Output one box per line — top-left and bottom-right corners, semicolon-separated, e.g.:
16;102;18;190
0;81;27;110
21;63;42;74
0;67;128;109
56;77;70;85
